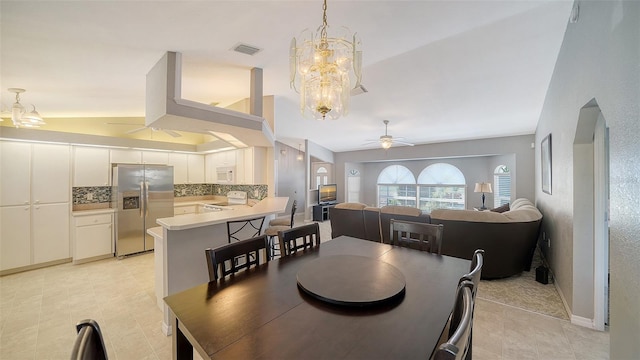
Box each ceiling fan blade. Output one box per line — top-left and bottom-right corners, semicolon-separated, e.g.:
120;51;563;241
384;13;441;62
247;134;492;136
393;140;415;146
162;129;181;138
126;127;148;135
105;122;143;126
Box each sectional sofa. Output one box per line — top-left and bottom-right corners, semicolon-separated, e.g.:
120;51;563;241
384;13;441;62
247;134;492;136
328;198;542;279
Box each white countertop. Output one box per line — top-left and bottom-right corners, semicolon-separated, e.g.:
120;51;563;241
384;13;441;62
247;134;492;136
156;197;288;231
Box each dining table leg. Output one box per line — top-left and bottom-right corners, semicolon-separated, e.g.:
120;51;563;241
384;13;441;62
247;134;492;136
172;314;194;360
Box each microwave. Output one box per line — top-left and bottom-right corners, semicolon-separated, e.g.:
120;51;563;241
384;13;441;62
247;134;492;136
216;166;235;183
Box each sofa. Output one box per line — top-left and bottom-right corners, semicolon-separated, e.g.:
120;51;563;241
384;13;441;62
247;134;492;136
430;198;542;279
329;203;431;242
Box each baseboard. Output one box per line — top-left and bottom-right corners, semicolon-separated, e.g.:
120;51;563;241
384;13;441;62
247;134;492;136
551;266;597;329
162;322;172;336
0;258;72;276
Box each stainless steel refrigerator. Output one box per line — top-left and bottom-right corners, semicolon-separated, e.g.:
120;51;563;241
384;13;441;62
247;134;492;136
112;164;174;257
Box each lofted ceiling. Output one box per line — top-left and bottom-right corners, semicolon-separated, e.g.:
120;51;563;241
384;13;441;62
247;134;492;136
0;0;572;152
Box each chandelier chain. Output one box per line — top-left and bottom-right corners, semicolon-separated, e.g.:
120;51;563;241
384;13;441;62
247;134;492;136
321;0;328;39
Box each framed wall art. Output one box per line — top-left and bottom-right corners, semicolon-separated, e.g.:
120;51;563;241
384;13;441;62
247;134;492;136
541;133;552;194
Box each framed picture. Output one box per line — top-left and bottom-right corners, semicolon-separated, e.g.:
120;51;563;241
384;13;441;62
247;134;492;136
541;133;552;194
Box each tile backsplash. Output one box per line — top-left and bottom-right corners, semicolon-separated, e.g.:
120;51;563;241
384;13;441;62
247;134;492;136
73;184;269;205
72;186;112;205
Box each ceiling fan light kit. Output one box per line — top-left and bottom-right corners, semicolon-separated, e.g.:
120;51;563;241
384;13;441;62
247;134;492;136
6;88;46;128
290;0;362;121
365;120;415;150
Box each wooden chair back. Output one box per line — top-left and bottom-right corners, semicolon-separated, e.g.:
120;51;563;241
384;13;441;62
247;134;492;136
390;220;444;254
461;249;484;298
278;223;321;256
433;281;474;360
70;319;108;360
205;235;270;281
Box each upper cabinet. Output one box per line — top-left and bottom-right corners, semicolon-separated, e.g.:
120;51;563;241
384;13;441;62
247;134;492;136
142;151;169;165
205;150;237;184
169;153;204;184
73;146;110;187
110;149;142;164
32;144;70;204
237;147;266;184
0;141;31;206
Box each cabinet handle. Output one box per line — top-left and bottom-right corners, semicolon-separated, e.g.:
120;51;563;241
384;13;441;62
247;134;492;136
34;200;40;204
24;201;29;205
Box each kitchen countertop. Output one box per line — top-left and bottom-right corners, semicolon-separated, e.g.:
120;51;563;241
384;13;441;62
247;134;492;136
156;197;288;231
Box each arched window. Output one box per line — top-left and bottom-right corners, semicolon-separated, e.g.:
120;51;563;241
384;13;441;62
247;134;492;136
417;163;466;212
376;165;417;207
493;165;511;207
316;166;328;188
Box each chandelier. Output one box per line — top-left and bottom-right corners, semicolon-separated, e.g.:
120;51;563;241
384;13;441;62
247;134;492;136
6;88;46;128
290;0;362;120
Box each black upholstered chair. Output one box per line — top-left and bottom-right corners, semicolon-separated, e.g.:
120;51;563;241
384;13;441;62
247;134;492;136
278;223;321;256
389;219;444;254
70;319;108;360
265;200;297;259
432;281;474;360
205;235;270;281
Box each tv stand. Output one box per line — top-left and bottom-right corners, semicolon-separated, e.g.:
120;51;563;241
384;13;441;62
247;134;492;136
313;203;336;222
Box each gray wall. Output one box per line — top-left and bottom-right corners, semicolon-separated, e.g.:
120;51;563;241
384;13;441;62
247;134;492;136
335;135;534;207
534;1;639;357
274;142;305;219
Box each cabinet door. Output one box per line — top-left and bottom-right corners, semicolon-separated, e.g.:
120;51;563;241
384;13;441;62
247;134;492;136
32;203;70;264
32;144;70;204
75;222;113;260
0;141;31;206
110;149;142;164
142;151;169;165
205;153;216;184
73;146;110;186
0;206;31;271
168;153;188;184
187;154;205;183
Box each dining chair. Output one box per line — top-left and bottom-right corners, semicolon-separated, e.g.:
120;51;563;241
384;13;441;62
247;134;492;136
389;219;444;254
264;200;297;259
226;216;265;244
432;280;474;360
278;223;321;256
269;199;297;227
70;319;108;360
461;249;484;297
205;235;270;281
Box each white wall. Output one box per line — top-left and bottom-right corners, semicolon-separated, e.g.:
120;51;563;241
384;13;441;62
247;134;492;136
274;142;305;219
534;1;639;357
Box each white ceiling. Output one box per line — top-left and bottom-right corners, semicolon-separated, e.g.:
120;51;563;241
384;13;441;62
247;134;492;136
1;0;572;152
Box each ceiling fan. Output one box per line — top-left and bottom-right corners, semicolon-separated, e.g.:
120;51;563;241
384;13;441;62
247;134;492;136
106;122;182;138
364;120;414;149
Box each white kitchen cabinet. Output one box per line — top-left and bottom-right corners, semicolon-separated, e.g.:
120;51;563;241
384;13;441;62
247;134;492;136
205;153;216;183
0;141;31;206
32;203;70;264
143;151;169;165
237;147;266;184
73;212;113;263
187;154;205;183
31;144;70;204
0;206;31;271
73;146;110;186
168;153;188;184
110;149;142;164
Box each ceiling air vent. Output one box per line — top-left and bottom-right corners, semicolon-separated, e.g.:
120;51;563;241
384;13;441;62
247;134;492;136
232;43;262;56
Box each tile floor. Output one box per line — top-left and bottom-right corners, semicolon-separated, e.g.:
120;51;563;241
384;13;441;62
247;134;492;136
0;220;609;359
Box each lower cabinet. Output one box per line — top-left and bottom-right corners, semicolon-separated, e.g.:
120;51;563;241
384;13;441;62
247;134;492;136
73;212;114;263
0;206;31;271
0;203;71;273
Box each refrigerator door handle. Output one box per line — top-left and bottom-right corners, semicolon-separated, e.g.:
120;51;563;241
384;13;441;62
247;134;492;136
145;181;150;217
140;181;145;218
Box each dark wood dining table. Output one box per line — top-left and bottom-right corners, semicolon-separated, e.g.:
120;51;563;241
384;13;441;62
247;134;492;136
164;236;470;359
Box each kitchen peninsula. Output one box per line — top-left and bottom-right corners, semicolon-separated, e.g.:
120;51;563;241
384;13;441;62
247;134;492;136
149;196;288;335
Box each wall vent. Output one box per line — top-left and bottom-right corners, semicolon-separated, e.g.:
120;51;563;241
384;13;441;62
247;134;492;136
232;43;262;56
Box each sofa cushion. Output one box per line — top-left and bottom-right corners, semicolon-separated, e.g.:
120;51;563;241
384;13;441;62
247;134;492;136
335;202;367;210
490;203;510;213
380;205;422;216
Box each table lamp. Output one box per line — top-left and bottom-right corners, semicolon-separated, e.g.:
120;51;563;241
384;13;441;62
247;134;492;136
474;182;492;210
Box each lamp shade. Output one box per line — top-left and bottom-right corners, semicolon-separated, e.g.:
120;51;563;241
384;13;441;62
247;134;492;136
474;183;492;193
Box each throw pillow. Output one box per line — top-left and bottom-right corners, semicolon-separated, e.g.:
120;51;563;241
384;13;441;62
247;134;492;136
491;203;510;213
